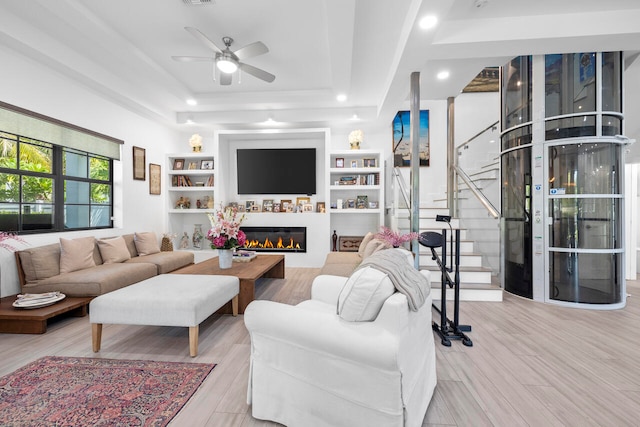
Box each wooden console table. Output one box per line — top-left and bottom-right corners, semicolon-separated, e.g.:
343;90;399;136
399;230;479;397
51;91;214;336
172;254;285;314
0;296;92;334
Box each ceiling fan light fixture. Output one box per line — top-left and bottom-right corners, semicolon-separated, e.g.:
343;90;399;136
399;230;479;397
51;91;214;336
216;56;238;74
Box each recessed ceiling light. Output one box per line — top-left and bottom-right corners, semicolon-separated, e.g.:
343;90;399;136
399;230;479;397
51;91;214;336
186;119;195;124
336;94;347;102
437;70;450;80
186;99;197;106
419;15;438;30
350;114;360;121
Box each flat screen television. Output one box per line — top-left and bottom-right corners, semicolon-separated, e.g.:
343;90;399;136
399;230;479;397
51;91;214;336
237;148;317;195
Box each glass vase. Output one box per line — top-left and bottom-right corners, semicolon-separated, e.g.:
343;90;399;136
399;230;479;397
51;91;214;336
218;249;233;269
192;224;204;250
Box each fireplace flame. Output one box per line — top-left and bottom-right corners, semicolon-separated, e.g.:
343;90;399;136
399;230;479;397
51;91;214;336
244;235;301;250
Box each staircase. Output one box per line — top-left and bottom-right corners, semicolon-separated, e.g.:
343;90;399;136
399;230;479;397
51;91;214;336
395;207;502;302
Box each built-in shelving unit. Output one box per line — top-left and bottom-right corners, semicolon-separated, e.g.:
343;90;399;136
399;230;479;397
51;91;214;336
328;149;384;237
166;152;216;255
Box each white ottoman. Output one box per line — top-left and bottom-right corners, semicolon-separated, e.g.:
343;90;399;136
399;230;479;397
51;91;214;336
90;274;239;357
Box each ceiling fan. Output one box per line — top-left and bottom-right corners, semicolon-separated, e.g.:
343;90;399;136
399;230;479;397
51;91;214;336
172;27;275;85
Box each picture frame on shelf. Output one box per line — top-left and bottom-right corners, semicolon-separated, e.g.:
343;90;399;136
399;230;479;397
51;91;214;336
356;195;368;209
316;202;326;213
149;163;161;195
245;200;256;211
262;199;274;212
281;199;292;212
285;203;295;213
363;158;376;167
172;158;185;170
350;159;359;168
335;158;345;168
273;202;281;213
237;204;246;212
187;162;198;170
250;204;262;213
368;201;379;209
346;199;356;209
302;203;314;213
296;196;311;206
132;146;145;180
200;160;214;170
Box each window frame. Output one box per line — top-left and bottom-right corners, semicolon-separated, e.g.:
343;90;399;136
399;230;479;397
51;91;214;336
0;131;114;234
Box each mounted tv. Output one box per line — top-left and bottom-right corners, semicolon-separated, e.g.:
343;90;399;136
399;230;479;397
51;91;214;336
237;148;317;195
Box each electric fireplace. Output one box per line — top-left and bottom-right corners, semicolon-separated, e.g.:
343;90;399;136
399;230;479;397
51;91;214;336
241;226;307;253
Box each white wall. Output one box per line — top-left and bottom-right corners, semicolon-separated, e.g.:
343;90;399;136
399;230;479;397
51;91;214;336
0;45;180;297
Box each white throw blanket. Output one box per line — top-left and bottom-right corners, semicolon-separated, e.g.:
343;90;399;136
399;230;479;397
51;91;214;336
356;249;429;311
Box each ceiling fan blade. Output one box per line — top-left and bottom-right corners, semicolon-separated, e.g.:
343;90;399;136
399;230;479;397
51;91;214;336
172;56;213;62
233;41;268;61
219;72;232;85
239;63;275;83
184;26;224;53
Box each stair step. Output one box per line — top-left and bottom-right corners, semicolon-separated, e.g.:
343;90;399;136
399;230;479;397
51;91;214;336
430;283;503;302
421;266;493;284
420;252;483;268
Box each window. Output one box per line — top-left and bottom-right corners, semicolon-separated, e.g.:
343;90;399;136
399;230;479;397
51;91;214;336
0;132;114;233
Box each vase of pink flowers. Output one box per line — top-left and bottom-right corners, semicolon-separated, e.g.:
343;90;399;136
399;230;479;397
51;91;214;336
206;204;247;269
374;226;418;248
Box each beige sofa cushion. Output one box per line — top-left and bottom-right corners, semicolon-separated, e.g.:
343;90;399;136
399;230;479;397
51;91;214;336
126;251;194;274
18;243;61;282
134;232;160;256
362;238;391;258
97;236;132;264
358;232;375;257
59;237;96;274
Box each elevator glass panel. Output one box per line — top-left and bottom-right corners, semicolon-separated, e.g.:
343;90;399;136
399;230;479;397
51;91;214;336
545;53;596;117
547;142;622;305
501;147;532;298
548;143;619;195
602;52;622;112
502;56;532;130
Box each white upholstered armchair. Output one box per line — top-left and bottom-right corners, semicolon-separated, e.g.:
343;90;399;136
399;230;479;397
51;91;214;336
244;249;436;427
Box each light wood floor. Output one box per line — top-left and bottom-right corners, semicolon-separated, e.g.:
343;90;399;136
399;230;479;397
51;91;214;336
1;269;640;426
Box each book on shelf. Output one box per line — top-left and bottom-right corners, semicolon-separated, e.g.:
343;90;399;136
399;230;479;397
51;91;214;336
206;175;214;187
171;175;194;187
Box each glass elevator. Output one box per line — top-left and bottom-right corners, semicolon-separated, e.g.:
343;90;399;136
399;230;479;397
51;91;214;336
501;52;628;309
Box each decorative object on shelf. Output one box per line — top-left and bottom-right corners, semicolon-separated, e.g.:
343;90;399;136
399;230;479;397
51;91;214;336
336;198;343;210
356;195;368;209
173;158;185;170
161;232;176;252
316;202;326;213
189;133;203;152
262;199;274;212
335;157;344;168
196;199;202;209
179;232;190;249
332;230;337;252
192;224;204;250
149;163;161;195
187;162;198;170
200;159;213;170
218;249;233;269
206;204;247;251
175;196;191;209
363;158;376;167
132;146;146;180
349;129;363;150
374;226;419;248
203;195;214;209
338;236;364;252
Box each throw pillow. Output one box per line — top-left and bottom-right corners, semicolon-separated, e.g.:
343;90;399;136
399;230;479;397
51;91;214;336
59;237;96;274
337;266;395;322
357;232;375;258
97;236;132;264
362;238;390;259
134;232;160;256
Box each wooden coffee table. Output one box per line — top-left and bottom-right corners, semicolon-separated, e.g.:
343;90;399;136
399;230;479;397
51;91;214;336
172;254;285;314
0;295;92;334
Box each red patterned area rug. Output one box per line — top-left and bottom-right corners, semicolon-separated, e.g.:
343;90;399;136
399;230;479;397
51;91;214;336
0;356;215;426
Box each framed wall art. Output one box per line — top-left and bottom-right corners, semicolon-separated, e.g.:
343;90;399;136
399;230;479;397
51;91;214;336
149;163;161;195
392;110;430;167
133;146;146;180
